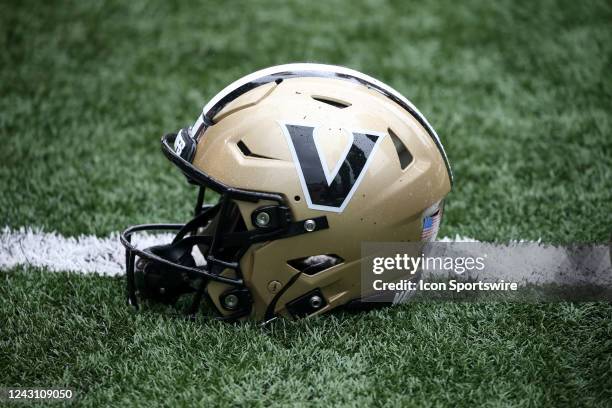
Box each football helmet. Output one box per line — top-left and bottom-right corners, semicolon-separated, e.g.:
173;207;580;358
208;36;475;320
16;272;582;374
121;63;452;322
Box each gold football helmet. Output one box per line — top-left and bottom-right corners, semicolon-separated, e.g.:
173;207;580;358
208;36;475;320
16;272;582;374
121;63;452;322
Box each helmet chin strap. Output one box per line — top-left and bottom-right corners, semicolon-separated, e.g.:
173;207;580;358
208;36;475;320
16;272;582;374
261;255;340;324
262;271;304;326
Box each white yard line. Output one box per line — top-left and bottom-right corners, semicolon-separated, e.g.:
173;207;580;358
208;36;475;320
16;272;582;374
0;227;174;276
0;227;609;288
0;227;478;276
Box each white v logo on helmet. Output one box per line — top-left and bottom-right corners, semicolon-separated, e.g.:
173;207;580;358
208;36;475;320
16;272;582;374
280;122;386;213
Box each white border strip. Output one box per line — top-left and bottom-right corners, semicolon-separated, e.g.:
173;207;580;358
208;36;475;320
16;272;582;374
201;63;442;150
192;63;451;180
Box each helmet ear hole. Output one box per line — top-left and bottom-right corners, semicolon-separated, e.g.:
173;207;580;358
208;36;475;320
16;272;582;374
287;254;344;275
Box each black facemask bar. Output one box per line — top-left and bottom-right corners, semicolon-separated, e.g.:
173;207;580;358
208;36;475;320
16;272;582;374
120;132;329;321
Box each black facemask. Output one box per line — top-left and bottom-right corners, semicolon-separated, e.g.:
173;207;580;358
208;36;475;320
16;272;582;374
120;131;329;322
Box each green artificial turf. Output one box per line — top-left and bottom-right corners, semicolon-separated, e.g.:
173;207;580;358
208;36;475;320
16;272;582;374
1;0;610;242
1;0;611;406
1;268;611;407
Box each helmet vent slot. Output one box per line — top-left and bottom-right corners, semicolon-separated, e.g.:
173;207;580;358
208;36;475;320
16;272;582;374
237;140;277;160
311;96;351;109
388;128;413;169
287;254;344;275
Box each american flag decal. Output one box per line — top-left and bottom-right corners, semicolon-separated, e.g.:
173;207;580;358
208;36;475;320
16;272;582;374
420;207;442;242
